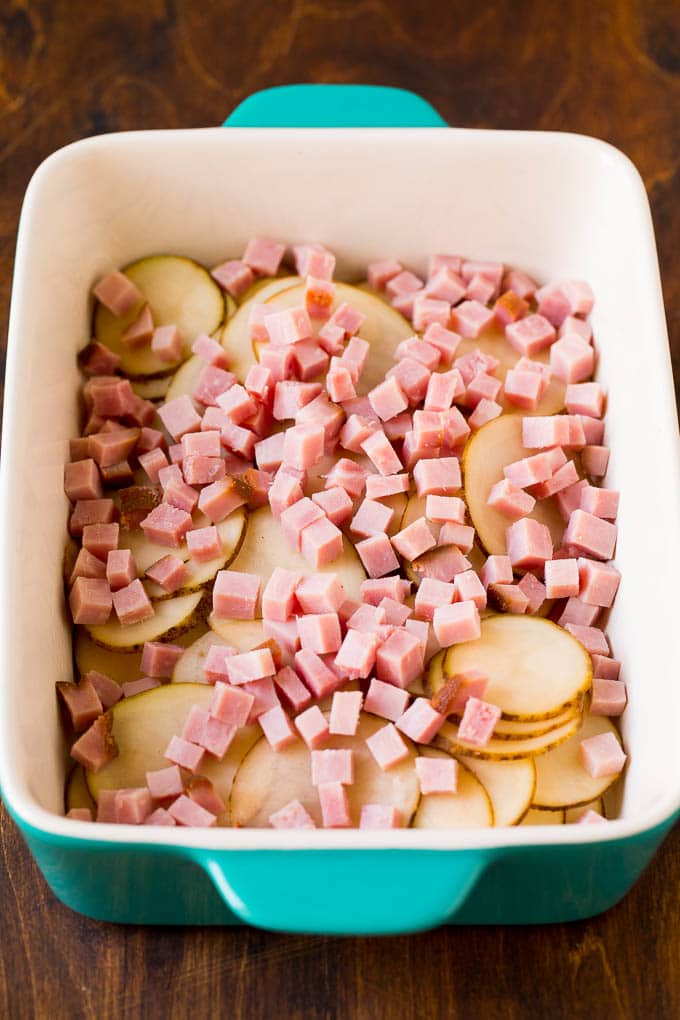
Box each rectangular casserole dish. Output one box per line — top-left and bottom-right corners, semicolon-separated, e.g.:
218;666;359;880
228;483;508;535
1;85;679;935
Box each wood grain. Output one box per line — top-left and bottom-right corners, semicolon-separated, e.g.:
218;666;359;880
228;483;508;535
1;1;679;1017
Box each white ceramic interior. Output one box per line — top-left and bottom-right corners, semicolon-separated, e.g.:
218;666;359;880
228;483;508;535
1;127;678;850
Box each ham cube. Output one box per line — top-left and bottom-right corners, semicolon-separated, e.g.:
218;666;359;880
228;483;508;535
386;357;431;404
465;371;503;409
226;648;276;685
424;370;464;412
145;555;188;594
114;787;154;824
580;486;619;521
580;732;626;779
347;603;387;633
438;522;475;553
298;613;342;655
453;570;487;610
544;558;580;599
300;516;344;568
82;522;119;560
77;342;121;376
294;649;338;698
243;236;286;276
312;749;354;786
391;518;437;561
93;271;142;317
70;713;117;772
64;459;102;502
422;322;462;364
395;337;441;371
563;624;609;656
193;365;236;407
151;325;183;362
376;629;424;688
140;504;192;547
537;279;594;324
326;361;356;403
213;569;261;619
273;666;311;714
210;681;255;727
506;518;553;570
522;416;571;450
69;577;112;625
364;678;410;722
360;805;401;829
480;554;513;588
283;423;325;470
592;655;621;680
386;270;424;299
590;677;627;717
158;396;202;441
412;295;451;332
505;313;556;356
121;677;161;698
281;498;324;551
487;583;530;614
361;577;411;606
431;669;489;716
268;471;303;519
168;794;217;827
503;369;544;410
565;382;604;418
216;384;257;424
265;306;312;346
558;596;601;628
329;690;363;736
504;451;556;487
516;571;547;614
415;756;458;794
318;781;352;828
274;381;322;422
141;641;183;679
259;705;297;751
334;630;379;680
269;799;316;829
457;697;501;747
356;533;400;578
296;573;345;614
198;477;247;523
582;445;610;478
563;509;617;561
415;577;455;622
433;600;481;645
84;670;122;710
105;549;136;591
164;735;205;773
550;335;595;384
182;455;225;486
450;300;495;339
212;260;254;297
368;377;409;422
364;473;410;499
138;448;169;485
242;677;280;722
262;567;301;621
89;428;140;469
578;558;621;608
378;597;412;626
361;430;402;476
350;498;394;538
413;458;461;496
493;289;529;326
365;723;410;771
529;460;580;500
488;479;536;519
367;258;403;290
56;676;103;732
425;266;466;304
295;705;330;749
396;698;446;743
192;332;230;368
428;254;463;276
305;277;335;320
111;579;154;625
146;764;184;801
186;526;222;563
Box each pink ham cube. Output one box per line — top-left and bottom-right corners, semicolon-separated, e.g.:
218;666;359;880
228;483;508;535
413;458;462;496
356;533;400;578
145;555;188;594
310;486;353;526
563;624;609;656
365;723;410;771
258;705;297;751
503;369;544;411
425;266;466;304
268;471;304;519
376;629;424;688
106;549;136;591
265;306;312;346
359;805;401;829
480;555;513;589
269;799;316;829
391;518;437;561
318;781;352;828
111;579;154;625
578;558;621;607
433;600;481;646
311;749;354;786
412;295;450;332
364;678;410;722
537;279;594;325
350;498;394;538
164;735;205;773
168;794;217;827
580;486;619;521
300;516;344;568
516;571;547;614
93;271;142;317
424;370;464;412
558;596;601;628
213;570;261;619
386;270;424;299
141;641;184;679
415;756;458;794
283;423;325;469
64;459;102;502
457;697;501;747
368;377;409;422
453;570;487;610
56;677;103;732
426;495;466;524
590;677;627;717
262;567;301;621
450;300;494;339
329;690;363;736
488;479;536;519
192;332;230;368
438;522;475;554
550;335;594;384
146;764;184;801
294;649;338;698
367;258;403;290
212;259;254;297
361;430;402;476
415;577;455;622
505;313;556;356
243;236;286;276
580;731;626;778
396;698;445;743
158;396;202;441
544;558;580;599
210;682;255;727
506;518;553;571
281;498;324;551
295;573;345;615
151;325;183;362
297;613;342;655
294;705;330;749
326;361;356;403
563;509;616;561
140;504;192;547
226;648;276;685
364;474;410;500
334;630;379;680
422;322;462;364
186;526;222;563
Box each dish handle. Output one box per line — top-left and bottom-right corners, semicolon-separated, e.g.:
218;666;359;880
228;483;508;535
222;84;447;128
192;848;486;935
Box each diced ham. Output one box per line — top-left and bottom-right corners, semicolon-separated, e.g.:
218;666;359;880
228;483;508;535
425;266;466;304
77;341;122;376
294;705;330;749
364;678;410;723
261;567;301;621
140;504;193;547
168;794;217;827
385;270;424;299
424;370;464;412
415;756;458;794
493;289;529;326
89;428;140;468
85;669;123;709
318;781;352;828
590;677;627;717
361;429;402;476
70;712;118;772
376;629;424;688
386;357;431;404
69;577;112;625
579;486;619;521
326;360;356;403
298;612;342;655
414;577;455;622
112;579;154;625
504;451;556;487
591;655;621;681
457;697;501;747
114;787;154;824
422;323;462;364
506;518;553;570
146;764;185;800
164;734;205;773
487;583;530;614
213;569;261;619
516;571;547;614
433;600;480;646
550;335;594;384
413;458;461;496
56;676;103;731
505;314;556;356
186;776;226;817
243;236;286;276
582;445;610;478
412;294;450;332
82;522;119;560
300;516;343;567
151;325;183;363
453;570;487;610
328;690;363;736
64;459;102;502
557;596;601;628
158;395;202;441
212;259;254;298
141;641;183;679
480;554;513;588
312;749;354;786
105;546;136;595
503;369;545;411
350;498;394;539
93;271;142;317
273;666;312;714
430;669;488;716
563;509;617;561
450;300;495;338
579;731;626;779
280;498;324;551
465;371;503;409
293;648;337;698
378;597;412;626
368;377;409;422
269;799;316;829
361;577;411;606
367;258;403;290
198;477;247;523
296;573;345;614
145;555;189;594
391;517;437;561
563;624;609;656
487;479;536;519
560;316;593;342
365;723;410;771
522;415;572;450
578;558;621;608
536;279;594;325
438;521;475;553
305;277;335;320
259;705;297;751
360;805;401;829
192;332;230;368
544;558;579;599
565;382;604;418
334;630;379;681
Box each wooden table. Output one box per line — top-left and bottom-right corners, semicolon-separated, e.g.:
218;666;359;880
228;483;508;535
1;2;679;1016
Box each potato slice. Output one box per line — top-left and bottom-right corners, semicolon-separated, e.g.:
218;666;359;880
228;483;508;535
455;324;565;416
258;282;412;394
435;712;582;761
94;256;225;377
131;375;173;402
120;506;246;577
443;614;592;720
171;631;231;684
75;622;208;685
458;756;535;826
519;806;566;826
164;353;207;404
462;413;566;557
205;616;265;650
226;506;366;602
425;649;579;737
86;683;260;825
230;712;420;828
65;764;96;814
532;715;624;808
565;797;605;823
412;754;494;829
141;511;247;599
86;591;205;651
220;276;302;381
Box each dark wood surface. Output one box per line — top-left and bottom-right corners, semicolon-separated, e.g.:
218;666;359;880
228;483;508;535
1;2;679;1017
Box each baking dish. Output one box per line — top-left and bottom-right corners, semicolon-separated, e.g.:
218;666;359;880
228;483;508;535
1;85;679;934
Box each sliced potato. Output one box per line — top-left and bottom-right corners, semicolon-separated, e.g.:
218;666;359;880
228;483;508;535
462;414;567;557
230;712;420;828
171;631;231;684
164;353;208;404
226;506;366;602
131;375;173;401
121;507;246;577
86;591;205;651
74;622;208;685
65;764;96;814
519;806;566;826
259;282;412;394
412;754;494;829
221;276;302;381
94;256;225;377
205;616;265;650
532;715;624;808
442;614;592;720
436;712;582;761
455;323;565;416
142;512;247;599
565;797;605;823
86;683;260;824
459;756;535;826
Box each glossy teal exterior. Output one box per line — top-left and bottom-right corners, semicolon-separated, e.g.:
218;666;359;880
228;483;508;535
4;85;679;932
10;800;678;932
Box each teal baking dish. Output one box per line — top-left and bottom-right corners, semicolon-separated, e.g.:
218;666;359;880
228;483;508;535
1;86;679;934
